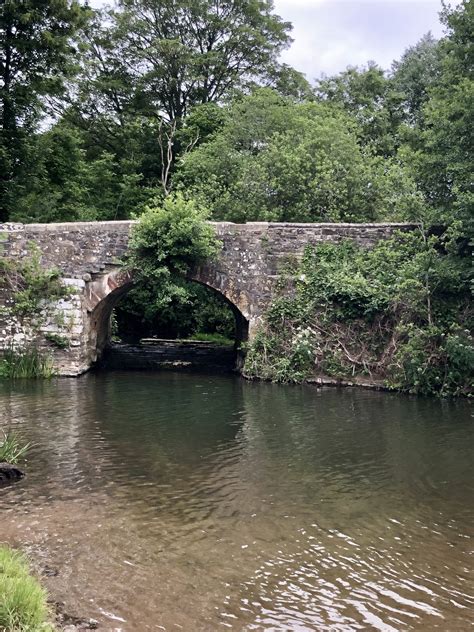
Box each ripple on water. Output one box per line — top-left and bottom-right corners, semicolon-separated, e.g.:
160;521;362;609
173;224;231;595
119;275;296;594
0;373;473;631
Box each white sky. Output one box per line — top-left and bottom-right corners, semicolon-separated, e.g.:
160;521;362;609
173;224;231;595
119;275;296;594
89;0;461;79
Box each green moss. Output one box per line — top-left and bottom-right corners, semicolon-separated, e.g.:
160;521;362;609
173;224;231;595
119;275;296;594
44;333;69;349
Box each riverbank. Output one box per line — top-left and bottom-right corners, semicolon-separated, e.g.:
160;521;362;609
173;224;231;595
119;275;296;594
245;371;474;397
0;545;99;632
99;344;397;394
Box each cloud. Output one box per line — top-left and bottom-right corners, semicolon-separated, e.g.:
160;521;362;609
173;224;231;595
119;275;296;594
274;0;458;79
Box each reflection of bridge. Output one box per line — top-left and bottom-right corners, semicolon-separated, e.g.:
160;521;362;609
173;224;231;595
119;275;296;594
0;220;414;375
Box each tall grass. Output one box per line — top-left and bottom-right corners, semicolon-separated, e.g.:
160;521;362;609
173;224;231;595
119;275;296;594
0;430;31;464
0;347;54;380
0;546;54;631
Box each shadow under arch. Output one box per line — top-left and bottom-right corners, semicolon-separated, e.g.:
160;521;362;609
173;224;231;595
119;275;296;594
86;268;249;368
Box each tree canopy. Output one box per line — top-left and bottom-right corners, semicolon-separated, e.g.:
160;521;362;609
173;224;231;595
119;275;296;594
2;0;472;234
0;0;472;394
0;0;88;220
178;90;424;222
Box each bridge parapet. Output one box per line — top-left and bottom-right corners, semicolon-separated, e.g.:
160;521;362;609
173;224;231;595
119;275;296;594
0;220;416;375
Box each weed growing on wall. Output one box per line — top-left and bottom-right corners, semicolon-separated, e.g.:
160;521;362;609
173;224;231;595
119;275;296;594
44;332;70;349
0;244;71;378
0;244;68;319
1;249;67;317
244;229;473;396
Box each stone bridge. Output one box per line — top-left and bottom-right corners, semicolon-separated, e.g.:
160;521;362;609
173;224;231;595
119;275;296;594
0;221;414;375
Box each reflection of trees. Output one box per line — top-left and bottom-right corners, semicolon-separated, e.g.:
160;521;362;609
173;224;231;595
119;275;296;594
83;372;249;525
239;383;473;520
1;374;471;527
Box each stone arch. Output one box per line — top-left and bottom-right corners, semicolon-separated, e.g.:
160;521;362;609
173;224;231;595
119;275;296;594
85;268;134;363
188;279;250;348
189;263;257;337
84;267;250;365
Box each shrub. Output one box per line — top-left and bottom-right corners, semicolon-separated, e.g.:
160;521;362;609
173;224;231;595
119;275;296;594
244;230;472;396
0;245;68;319
129;193;218;277
125;193;220;323
44;333;69;349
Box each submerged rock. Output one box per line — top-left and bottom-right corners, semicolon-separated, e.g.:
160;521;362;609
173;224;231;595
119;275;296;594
55;607;99;630
0;462;25;484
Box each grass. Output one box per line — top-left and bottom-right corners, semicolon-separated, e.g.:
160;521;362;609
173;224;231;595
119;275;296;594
0;546;54;631
0;347;54;380
187;332;234;346
0;431;31;465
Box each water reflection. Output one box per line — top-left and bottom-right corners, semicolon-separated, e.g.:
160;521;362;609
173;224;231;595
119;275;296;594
0;373;472;630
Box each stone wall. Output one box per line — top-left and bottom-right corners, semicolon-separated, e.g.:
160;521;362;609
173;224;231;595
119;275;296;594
0;220;416;375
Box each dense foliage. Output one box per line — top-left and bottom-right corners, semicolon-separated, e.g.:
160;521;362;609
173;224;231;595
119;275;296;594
244;230;472;396
121;193;234;341
0;0;88;221
115;282;235;342
178;90;423;222
0;0;472;393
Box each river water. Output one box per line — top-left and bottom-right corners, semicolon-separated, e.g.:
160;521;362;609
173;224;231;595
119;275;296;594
0;372;472;631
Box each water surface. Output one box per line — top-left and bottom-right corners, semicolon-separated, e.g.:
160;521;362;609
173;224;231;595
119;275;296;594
0;373;472;630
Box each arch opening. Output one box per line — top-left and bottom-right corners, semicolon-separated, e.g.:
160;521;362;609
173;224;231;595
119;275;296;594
89;274;249;372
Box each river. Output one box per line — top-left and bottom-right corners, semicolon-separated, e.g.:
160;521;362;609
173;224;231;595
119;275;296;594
0;372;472;631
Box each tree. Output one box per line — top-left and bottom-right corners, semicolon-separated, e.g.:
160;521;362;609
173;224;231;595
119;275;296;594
404;0;473;233
315;63;403;156
0;0;87;220
70;0;292;134
391;32;442;127
262;63;314;101
112;0;292;121
177;89;424;223
65;0;293;195
7;122;152;223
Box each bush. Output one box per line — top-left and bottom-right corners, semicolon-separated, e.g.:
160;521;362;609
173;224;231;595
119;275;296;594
244;230;473;396
120;193;226;341
0;246;68;319
129;193;219;280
